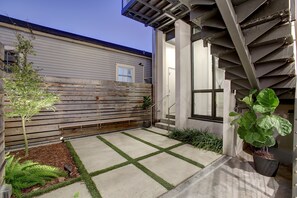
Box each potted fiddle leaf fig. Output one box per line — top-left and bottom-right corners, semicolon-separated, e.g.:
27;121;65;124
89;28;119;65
142;96;153;128
229;88;292;177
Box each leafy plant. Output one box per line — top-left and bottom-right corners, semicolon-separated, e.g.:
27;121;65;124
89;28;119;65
5;154;66;197
3;34;59;156
141;96;153;110
229;88;292;149
169;128;223;153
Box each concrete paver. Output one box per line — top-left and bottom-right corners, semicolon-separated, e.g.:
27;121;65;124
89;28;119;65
92;164;167;198
125;129;180;148
171;144;221;166
38;182;91;198
101;133;158;158
139;153;201;186
160;155;292;198
71;136;126;172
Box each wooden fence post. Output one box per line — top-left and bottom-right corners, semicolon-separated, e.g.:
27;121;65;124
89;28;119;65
0;42;5;187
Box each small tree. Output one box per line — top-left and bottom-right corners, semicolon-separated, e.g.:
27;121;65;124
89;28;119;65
4;34;59;156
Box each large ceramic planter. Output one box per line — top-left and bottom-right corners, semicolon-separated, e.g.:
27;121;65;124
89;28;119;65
253;154;279;177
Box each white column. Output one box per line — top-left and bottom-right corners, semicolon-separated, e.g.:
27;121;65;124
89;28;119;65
152;29;166;120
175;20;191;129
223;80;242;156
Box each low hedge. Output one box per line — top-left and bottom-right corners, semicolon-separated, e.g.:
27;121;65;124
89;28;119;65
168;128;223;153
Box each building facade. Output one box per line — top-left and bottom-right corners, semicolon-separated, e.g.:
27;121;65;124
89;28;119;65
0;15;152;84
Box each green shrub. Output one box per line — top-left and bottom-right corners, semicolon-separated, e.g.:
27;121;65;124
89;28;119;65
5;155;66;197
141;96;153;110
168;128;223;153
230;88;292;149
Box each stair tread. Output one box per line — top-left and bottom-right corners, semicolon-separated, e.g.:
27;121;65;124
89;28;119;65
156;122;175;126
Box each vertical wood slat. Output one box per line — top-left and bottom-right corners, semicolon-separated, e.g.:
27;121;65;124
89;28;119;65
4;76;152;148
0;42;5;186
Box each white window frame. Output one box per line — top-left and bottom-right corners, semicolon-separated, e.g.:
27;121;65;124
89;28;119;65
116;63;135;83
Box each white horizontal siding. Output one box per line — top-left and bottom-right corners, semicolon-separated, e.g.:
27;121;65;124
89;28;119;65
0;26;152;83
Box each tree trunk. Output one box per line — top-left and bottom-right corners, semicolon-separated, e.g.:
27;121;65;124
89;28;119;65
21;117;29;157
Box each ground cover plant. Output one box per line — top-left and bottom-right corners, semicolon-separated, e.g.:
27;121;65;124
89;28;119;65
8;143;80;198
5;155;66;198
168;128;223;153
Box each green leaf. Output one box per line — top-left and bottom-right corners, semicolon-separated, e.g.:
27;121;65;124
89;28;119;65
245;132;260;144
241;96;252;106
237;111;257;130
229;112;239;117
257;115;277;130
253;104;275;114
264;136;276;147
273;115;292;136
230;117;239;126
237;127;248;139
256;88;279;109
257;115;292;136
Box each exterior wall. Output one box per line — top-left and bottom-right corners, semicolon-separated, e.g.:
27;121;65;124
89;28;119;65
187;119;223;137
0;26;152;83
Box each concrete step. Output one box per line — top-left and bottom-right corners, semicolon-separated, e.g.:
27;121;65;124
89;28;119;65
166;114;175;119
160;118;175;125
155;122;175;131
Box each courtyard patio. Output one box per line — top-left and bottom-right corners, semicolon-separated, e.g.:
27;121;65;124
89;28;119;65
38;127;222;198
33;127;291;198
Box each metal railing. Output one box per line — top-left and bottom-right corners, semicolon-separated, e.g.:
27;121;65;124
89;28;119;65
167;103;175;133
150;94;169;126
122;0;134;9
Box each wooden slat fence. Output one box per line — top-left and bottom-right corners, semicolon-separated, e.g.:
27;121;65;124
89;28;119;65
0;43;5;185
5;76;152;148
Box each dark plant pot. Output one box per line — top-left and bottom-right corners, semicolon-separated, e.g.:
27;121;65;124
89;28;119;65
143;121;151;128
253;154;279;177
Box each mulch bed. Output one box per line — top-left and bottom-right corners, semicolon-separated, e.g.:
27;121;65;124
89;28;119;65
10;143;80;195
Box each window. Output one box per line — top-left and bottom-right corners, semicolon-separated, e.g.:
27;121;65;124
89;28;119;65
3;46;17;73
116;64;135;83
192;39;225;121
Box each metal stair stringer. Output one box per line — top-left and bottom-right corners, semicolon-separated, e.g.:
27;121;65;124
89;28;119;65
189;0;296;99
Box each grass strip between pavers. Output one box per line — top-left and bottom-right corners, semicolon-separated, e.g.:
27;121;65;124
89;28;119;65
90;161;131;177
66;142;102;198
142;128;169;137
122;132;205;169
135;150;163;161
97;136;174;190
22;177;82;198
